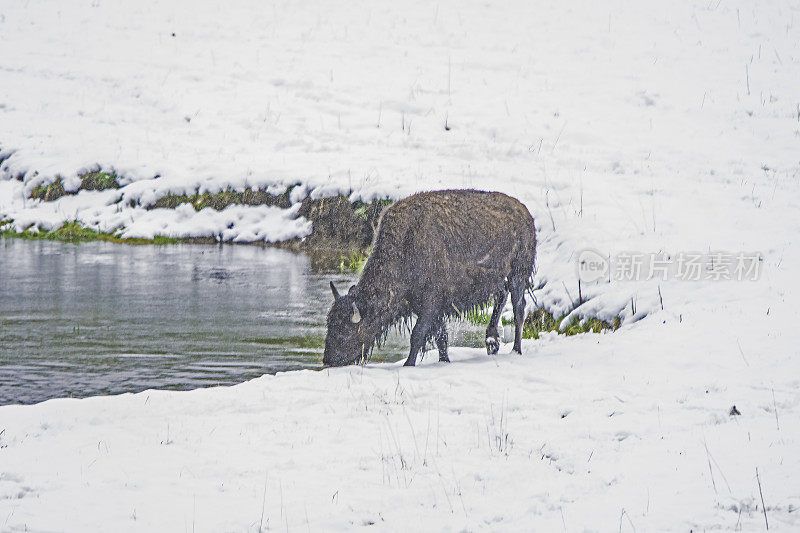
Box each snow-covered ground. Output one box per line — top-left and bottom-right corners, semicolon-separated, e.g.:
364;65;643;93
1;0;799;530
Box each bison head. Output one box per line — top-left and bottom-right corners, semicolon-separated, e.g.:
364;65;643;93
323;282;367;366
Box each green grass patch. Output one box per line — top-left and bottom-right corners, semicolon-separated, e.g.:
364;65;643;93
1;221;178;245
460;304;619;339
463;306;493;326
522;308;619;339
339;248;369;274
30;178;66;201
79;171;119;191
461;302;515;327
46;221;101;243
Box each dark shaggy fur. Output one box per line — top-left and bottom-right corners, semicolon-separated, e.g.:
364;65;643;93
324;189;536;367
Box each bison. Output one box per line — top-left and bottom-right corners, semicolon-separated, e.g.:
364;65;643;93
323;189;536;367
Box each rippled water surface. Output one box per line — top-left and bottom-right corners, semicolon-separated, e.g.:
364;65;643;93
0;238;483;405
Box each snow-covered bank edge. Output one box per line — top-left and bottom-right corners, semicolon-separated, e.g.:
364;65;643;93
0;169;396;249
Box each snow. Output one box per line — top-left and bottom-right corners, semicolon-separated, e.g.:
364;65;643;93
2;317;798;531
1;0;800;530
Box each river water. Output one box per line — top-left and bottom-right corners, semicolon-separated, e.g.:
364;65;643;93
0;238;483;405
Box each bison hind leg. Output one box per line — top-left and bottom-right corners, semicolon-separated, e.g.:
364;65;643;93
485;290;508;355
510;275;527;354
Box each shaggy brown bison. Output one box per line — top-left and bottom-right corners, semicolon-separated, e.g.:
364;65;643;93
324;189;536;367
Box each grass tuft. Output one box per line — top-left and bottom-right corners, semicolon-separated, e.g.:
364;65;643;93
148;186;296;211
29;172;120;202
461;304;619;339
30;178;66;201
463;306;494;326
46;221;101;243
79;171;119;191
522;308;619;339
339;248;369;274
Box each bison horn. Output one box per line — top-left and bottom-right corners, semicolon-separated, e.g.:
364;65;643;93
330;281;340;300
351;302;361;323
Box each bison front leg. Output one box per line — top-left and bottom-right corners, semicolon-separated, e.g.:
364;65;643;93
404;308;437;367
435;322;449;362
485;290;508;355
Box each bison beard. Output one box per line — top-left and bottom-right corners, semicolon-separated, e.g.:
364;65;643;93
323;189;536;367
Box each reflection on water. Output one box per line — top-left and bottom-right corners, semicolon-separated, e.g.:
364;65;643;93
0;238;483;405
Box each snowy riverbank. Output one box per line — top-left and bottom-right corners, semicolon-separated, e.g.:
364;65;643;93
1;0;799;529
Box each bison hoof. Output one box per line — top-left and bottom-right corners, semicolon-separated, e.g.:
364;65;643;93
485;336;500;355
